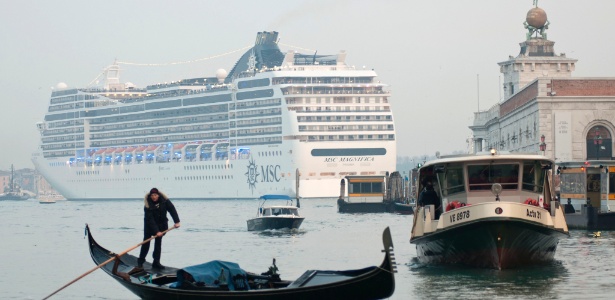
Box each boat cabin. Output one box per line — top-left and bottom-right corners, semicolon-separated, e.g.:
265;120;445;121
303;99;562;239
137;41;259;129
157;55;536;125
415;151;554;219
259;206;300;217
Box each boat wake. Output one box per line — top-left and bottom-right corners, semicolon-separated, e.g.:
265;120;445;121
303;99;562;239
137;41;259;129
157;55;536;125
255;228;306;237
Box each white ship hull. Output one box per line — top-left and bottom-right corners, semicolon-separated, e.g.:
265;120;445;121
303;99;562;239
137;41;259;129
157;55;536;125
33;140;395;200
33;32;397;200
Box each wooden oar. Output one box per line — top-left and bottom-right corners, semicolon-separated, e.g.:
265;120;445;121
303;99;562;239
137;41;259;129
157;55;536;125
42;226;176;300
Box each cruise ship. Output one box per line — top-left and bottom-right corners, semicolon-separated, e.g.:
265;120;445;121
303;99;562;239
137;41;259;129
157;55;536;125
31;32;397;200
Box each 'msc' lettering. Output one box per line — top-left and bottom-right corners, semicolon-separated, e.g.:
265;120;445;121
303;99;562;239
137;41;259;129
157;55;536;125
260;165;281;182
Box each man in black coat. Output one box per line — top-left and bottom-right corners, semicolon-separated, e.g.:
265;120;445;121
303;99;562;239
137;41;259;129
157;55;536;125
137;188;181;269
418;178;441;219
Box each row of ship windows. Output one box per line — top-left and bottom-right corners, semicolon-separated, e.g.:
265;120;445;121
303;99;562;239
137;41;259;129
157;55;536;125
272;77;373;85
233;108;281;119
90;104;228;125
233;117;281;128
176;175;233;181
66;176;234;182
42;138;284;157
44;128;83;137
229;98;281;109
288;106;390;113
298;125;394;132
50;94;99;105
45;148;284;169
49;85;386;120
50;92;282;115
44;132;391;153
47;119;84;129
45;102;228;122
91;124;233;140
45;116;230;140
285;96;387;104
307;135;395;141
317;171;380;176
90;132;230;148
233;126;281;137
68;178;151;183
75;170;101;175
281;87;386;96
47;98;281;134
90;114;227;133
44;119;284;143
42;130;229;150
298;115;392;122
184;164;233;171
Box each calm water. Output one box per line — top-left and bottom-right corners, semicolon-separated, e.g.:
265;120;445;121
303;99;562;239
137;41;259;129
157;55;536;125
1;198;614;299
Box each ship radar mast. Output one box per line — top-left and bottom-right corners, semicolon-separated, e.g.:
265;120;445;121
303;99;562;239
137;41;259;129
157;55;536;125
86;60;122;90
102;61;121;89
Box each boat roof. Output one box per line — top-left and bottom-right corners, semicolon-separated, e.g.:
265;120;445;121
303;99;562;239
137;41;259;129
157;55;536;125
262;205;299;209
259;194;292;200
421;151;553;169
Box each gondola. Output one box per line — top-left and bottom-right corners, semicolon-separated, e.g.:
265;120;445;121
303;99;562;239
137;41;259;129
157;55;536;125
86;224;396;300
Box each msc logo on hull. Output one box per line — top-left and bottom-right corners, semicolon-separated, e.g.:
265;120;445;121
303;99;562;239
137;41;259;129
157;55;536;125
245;158;282;194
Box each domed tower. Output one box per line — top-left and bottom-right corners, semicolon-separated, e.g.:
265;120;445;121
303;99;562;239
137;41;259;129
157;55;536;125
497;3;577;100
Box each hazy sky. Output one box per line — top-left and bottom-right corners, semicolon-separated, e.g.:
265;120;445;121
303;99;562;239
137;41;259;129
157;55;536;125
1;0;614;170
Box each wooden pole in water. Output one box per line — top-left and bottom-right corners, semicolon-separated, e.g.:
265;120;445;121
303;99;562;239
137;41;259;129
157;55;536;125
296;168;300;208
42;226;176;300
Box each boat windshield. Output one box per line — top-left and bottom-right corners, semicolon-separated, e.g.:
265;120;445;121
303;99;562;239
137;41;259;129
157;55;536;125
522;161;545;193
438;164;465;196
271;208;299;216
468;164;519;191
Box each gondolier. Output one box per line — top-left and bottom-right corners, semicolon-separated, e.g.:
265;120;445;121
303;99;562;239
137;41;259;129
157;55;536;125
138;188;181;269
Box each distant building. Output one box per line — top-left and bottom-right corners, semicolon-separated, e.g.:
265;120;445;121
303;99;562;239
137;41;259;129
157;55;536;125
469;5;615;212
0;167;57;197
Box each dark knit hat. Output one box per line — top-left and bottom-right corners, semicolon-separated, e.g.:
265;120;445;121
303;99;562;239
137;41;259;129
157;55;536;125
150;188;160;195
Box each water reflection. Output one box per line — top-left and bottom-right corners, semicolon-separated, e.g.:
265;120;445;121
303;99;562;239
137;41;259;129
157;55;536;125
410;261;568;299
254;228;306;237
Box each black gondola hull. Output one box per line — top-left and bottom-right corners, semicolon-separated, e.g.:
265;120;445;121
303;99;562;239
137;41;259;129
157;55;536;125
411;218;568;269
86;225;395;300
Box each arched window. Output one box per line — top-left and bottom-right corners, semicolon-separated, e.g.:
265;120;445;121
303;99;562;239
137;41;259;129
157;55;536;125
586;126;612;160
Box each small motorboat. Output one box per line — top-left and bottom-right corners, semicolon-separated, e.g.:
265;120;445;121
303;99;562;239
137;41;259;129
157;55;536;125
410;150;569;269
38;198;57;204
247;195;304;231
84;224;396;300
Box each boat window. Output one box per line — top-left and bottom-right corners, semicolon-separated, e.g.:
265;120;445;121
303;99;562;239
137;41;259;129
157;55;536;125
560;170;586;195
468;164;519;191
272;208;281;216
263;208;271;216
348;181;383;194
522;161;544;193
437;164;465;196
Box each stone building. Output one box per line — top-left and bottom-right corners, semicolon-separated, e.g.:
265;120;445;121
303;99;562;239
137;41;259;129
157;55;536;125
469;6;615;211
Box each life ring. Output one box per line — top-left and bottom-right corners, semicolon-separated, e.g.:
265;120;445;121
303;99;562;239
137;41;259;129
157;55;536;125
524;198;538;206
446;200;465;212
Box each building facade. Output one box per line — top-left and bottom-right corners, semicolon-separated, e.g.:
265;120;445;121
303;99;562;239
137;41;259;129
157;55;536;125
469;6;615;212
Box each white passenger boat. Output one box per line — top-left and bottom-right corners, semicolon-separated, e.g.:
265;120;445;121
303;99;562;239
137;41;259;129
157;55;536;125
410;150;569;269
37;192;65;204
31;31;396;200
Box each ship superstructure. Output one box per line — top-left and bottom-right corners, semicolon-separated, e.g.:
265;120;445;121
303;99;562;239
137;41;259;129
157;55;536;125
32;32;397;200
